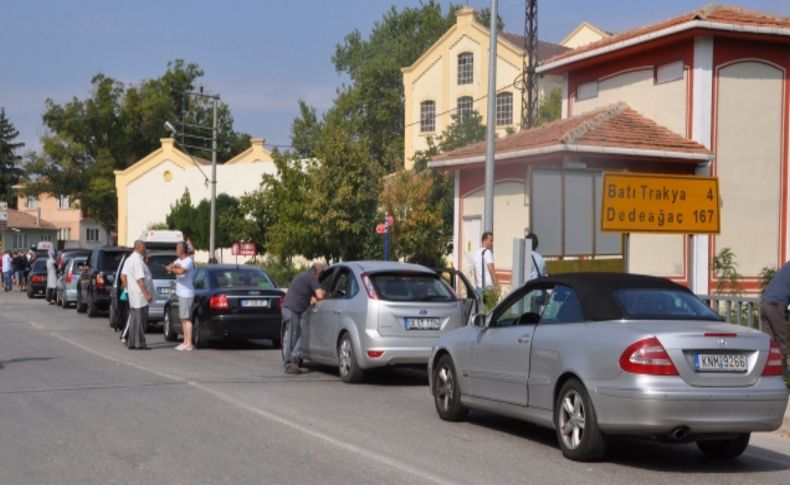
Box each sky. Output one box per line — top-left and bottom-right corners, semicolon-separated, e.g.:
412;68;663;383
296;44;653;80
2;0;790;155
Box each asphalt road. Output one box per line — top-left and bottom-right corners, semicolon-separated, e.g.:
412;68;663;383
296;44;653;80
2;290;789;485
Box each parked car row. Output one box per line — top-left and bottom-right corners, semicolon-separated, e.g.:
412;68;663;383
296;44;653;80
27;251;788;462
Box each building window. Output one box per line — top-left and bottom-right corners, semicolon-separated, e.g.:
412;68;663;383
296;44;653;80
26;196;38;209
656;60;683;84
458;52;473;85
13;234;28;250
457;96;473;122
495;92;513;126
40;235;52;242
420;100;436;133
86;228;100;242
58;195;70;209
577;81;598;101
58;227;71;241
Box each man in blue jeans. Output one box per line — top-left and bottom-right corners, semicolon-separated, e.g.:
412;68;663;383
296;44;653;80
282;263;325;374
2;251;13;292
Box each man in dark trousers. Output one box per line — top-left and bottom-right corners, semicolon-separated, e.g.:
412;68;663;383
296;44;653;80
282;263;326;374
761;262;790;378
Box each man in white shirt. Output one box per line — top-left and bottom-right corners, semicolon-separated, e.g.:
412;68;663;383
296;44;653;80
2;251;13;292
166;242;195;351
474;232;497;295
122;240;153;350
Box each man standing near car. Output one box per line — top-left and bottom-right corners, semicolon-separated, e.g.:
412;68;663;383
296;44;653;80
166;242;195;351
2;251;13;292
474;232;497;295
122;240;153;350
282;263;326;374
761;261;790;378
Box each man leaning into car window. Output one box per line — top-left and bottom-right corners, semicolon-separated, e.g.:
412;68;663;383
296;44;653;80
282;263;326;374
761;261;790;378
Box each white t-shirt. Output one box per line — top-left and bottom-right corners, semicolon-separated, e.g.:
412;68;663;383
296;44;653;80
122;252;154;309
174;256;195;298
2;254;12;272
474;247;494;289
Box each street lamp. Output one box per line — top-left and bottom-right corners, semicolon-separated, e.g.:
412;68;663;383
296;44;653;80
164;92;219;260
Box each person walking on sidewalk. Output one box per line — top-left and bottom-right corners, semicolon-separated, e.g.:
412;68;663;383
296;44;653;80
45;249;58;304
166;242;195;351
282;263;326;374
122;240;153;350
2;251;13;292
761;261;790;378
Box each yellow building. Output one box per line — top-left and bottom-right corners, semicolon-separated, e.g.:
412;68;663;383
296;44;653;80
115;138;275;248
401;7;608;168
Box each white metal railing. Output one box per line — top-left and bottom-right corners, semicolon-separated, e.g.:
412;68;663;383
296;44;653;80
698;295;761;330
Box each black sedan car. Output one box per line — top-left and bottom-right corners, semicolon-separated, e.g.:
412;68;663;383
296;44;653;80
163;264;285;348
26;258;48;298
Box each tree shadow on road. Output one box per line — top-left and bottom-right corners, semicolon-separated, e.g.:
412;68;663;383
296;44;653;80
0;356;59;370
463;412;790;472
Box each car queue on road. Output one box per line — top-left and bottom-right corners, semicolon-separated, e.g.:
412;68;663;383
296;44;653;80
9;238;789;463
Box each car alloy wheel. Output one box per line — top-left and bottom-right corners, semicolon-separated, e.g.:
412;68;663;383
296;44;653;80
554;378;608;461
337;334;363;383
433;355;468;421
163;309;178;342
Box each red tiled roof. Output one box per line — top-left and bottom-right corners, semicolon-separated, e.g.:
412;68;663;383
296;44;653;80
430;103;712;166
543;4;790;66
6;209;58;230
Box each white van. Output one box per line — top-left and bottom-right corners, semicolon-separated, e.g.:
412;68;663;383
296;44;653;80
139;229;184;250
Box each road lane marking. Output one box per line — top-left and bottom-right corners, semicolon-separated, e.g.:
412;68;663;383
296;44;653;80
51;332;456;485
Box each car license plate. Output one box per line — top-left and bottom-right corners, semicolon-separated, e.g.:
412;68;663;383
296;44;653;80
405;317;440;330
158;287;173;295
241;299;269;308
694;353;747;372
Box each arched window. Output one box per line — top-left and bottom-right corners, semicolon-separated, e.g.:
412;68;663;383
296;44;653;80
495;92;513;126
457;96;473;121
458;52;473;85
420;100;436;133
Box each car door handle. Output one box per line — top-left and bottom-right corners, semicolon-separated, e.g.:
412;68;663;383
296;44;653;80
517;335;531;344
333;308;342;315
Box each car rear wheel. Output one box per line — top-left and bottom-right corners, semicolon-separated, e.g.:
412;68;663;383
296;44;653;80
554;378;608;462
192;317;208;349
432;354;468;421
108;303;117;328
696;433;750;459
337;333;364;384
76;290;87;313
163;308;178;342
26;286;34;299
87;292;99;317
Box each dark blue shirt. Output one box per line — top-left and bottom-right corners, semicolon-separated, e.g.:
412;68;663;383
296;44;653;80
284;270;320;314
762;261;790;304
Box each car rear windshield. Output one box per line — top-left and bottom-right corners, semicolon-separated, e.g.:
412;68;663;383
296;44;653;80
614;289;721;321
99;251;128;271
369;272;456;302
33;259;47;271
147;254;176;279
210;268;276;289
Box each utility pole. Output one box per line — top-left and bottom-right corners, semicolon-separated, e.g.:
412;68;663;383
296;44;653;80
209;97;218;261
522;0;539;129
484;0;498;234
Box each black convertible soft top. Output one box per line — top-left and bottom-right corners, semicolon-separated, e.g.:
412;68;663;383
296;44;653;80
529;272;692;321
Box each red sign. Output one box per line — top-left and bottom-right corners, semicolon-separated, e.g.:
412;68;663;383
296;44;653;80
231;242;257;256
385;215;394;226
375;223;387;235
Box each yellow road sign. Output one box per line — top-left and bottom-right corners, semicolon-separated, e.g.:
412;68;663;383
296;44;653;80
601;172;720;234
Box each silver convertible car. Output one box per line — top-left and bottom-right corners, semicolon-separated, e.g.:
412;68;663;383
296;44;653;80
428;273;789;462
290;261;477;383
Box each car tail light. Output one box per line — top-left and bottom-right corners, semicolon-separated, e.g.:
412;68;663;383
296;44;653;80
360;273;378;300
619;337;679;376
32;275;45;284
66;270;73;284
95;272;105;290
367;350;384;358
704;332;737;338
210;295;230;311
762;340;785;376
278;295;285;309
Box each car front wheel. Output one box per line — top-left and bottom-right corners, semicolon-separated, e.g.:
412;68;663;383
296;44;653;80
554;378;608;462
432;354;468;421
697;433;750;459
337;333;364;384
163;308;178;342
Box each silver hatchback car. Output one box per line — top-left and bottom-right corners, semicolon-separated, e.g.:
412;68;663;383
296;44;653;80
291;261;477;383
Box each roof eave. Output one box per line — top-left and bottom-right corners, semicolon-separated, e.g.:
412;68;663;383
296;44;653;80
428;143;714;169
538;20;790;74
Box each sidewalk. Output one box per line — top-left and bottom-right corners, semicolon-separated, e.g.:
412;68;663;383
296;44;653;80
782;402;790;436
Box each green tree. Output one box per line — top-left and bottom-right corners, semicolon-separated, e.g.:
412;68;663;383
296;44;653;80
331;1;459;171
537;87;562;126
712;247;742;295
475;7;505;32
0;108;25;207
164;188;241;250
27;59;249;231
290;100;321;159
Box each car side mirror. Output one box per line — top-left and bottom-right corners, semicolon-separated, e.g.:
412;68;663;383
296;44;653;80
471;313;488;328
